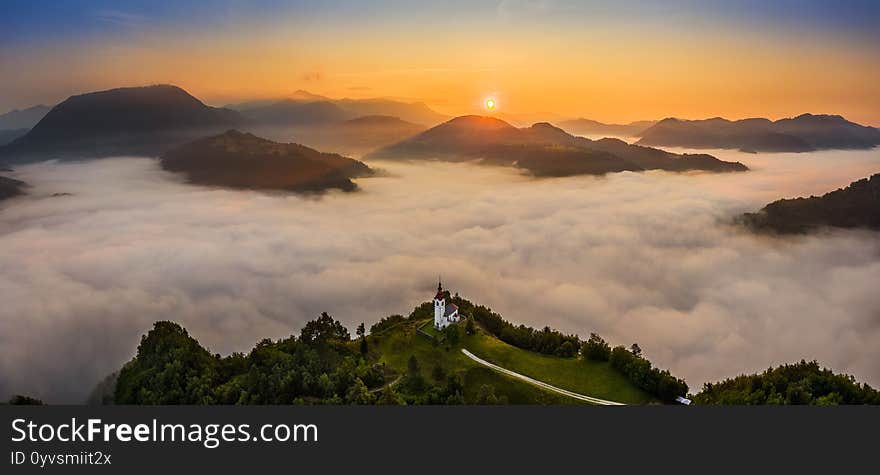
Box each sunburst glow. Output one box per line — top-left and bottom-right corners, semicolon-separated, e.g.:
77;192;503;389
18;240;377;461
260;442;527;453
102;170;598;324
485;98;496;110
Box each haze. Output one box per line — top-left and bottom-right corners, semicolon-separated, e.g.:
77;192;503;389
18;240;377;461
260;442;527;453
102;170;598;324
1;148;879;402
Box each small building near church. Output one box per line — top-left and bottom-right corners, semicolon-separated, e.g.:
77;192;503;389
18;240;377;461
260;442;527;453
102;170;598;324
433;280;461;330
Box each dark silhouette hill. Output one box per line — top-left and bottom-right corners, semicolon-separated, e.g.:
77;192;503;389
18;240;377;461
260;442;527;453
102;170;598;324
366;116;747;176
637;114;880;152
160;130;374;193
0;175;27;201
0;85;243;163
558;118;655;137
740;173;880;233
0;105;51;130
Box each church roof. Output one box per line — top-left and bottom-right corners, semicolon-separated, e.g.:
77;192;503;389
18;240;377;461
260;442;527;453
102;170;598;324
444;303;458;318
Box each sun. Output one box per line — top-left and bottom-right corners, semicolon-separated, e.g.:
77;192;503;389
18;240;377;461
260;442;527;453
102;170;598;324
485;98;496;110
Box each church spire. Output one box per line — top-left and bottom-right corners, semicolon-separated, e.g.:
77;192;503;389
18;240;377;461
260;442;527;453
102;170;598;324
435;276;444;300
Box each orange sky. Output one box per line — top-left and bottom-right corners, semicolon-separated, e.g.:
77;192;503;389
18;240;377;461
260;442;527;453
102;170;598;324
3;2;879;126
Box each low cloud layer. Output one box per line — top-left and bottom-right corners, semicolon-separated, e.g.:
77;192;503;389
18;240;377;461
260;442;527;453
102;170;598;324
1;149;879;402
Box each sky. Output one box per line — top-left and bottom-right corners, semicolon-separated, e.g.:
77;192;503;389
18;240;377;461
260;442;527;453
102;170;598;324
2;0;879;125
2;148;880;402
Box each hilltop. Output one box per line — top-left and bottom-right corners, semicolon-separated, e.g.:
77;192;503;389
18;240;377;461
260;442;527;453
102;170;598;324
108;291;680;405
160;130;374;193
0;85;243;163
739;173;880;233
366;115;747;176
637;114;880;152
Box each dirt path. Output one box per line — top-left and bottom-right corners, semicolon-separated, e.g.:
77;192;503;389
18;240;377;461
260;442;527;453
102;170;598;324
461;349;626;405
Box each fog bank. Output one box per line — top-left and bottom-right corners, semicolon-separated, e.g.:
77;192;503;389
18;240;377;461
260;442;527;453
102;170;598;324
1;148;879;402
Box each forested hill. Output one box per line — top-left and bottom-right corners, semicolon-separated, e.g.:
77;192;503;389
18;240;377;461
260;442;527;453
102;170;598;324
693;361;880;405
108;293;685;405
10;293;879;405
740;173;880;233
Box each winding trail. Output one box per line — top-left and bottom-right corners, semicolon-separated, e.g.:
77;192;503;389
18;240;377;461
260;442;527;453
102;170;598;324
460;349;626;406
370;375;403;394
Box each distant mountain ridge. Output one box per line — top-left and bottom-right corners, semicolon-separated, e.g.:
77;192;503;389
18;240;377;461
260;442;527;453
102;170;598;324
0;85;243;163
740;173;880;233
366;115;747;176
0;105;51;130
637;114;880;152
228;90;447;126
160;130;373;193
559;118;655;137
0;129;29;147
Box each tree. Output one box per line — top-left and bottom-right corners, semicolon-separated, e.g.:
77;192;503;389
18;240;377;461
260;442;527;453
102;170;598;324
432;364;446;382
344;378;373;405
407;355;421;376
300;312;350;344
8;395;44;405
583;333;611;362
475;384;501;404
465;317;476;335
444;324;460;348
403;355;425;393
378;385;406;405
629;343;642;358
555;340;576;357
357;322;368;356
443;374;465;405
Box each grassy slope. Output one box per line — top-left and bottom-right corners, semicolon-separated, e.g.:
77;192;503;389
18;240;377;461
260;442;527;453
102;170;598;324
367;318;653;405
464;330;653;404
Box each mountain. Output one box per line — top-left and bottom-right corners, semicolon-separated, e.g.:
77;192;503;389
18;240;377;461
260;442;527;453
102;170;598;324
239;99;350;125
0;175;27;201
366;115;747;176
0;105;51;130
739;173;880;233
558;118;656;137
228;91;447;126
637;114;880;152
0;129;28;146
160;130;374;193
242;115;426;158
335;98;447;125
0;85;243;163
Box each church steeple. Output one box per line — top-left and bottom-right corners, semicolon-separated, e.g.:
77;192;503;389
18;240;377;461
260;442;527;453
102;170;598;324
435;277;444;300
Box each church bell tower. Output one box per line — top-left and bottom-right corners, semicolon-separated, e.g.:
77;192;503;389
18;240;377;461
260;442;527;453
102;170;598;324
434;278;445;329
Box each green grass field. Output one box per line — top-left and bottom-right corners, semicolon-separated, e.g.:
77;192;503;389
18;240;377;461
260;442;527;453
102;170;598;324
462;329;654;404
367;318;653;405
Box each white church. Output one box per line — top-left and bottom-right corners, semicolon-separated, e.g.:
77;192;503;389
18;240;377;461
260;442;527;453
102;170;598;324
433;280;462;330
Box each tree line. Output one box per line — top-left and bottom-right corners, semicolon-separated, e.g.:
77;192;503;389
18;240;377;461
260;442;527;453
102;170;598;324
115;313;388;405
449;293;688;402
582;333;688;403
692;360;880;405
445;293;580;357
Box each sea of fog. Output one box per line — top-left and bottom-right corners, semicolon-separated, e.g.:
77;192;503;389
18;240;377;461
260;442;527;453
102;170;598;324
1;148;879;402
